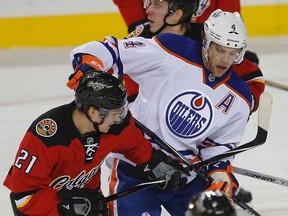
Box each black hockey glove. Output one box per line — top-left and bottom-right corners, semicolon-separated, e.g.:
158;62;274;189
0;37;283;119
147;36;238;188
136;148;189;191
57;188;108;216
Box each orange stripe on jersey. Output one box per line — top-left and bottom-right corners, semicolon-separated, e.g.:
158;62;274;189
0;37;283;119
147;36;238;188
81;55;104;71
154;36;203;69
190;156;201;163
202;141;214;147
103;37;117;48
212;73;232;90
108;158;119;216
225;82;251;109
202;70;207;84
210;71;252;109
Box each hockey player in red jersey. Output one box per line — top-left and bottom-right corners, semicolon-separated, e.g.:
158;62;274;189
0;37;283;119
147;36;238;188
66;9;252;215
114;0;240;33
3;70;187;216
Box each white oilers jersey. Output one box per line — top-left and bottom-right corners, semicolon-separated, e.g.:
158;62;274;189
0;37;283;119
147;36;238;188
70;33;252;167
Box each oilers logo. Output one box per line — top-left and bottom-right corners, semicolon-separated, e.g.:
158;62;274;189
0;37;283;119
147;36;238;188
166;91;213;139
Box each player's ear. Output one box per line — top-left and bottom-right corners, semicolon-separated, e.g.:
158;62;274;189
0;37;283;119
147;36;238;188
88;106;99;117
173;8;184;23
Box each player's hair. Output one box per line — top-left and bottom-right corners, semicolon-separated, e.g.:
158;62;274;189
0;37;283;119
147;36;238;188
144;0;199;34
167;0;199;22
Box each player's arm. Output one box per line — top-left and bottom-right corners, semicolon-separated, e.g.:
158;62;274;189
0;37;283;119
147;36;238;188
232;58;265;112
67;40;114;89
198;107;250;198
9;187;59;215
3;133;61;215
57;187;108;216
198;140;239;198
216;0;241;13
68;36;162;90
119;114;189;191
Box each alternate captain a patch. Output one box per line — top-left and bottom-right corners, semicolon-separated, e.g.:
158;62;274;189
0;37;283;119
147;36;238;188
166;91;213;139
36;118;57;137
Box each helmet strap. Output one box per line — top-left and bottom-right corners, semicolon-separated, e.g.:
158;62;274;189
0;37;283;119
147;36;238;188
84;110;104;132
153;13;170;35
202;37;210;66
154;6;190;35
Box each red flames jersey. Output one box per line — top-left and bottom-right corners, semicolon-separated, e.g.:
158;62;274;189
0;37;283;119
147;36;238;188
3;102;152;215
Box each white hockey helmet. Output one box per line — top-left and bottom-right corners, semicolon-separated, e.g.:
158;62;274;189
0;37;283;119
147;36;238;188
203;9;248;64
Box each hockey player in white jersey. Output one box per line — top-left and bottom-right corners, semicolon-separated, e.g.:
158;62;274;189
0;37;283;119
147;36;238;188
67;9;251;216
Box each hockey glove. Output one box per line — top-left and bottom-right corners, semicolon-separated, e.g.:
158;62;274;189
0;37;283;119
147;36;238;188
57;188;108;216
205;161;239;198
136;148;188;191
67;63;102;90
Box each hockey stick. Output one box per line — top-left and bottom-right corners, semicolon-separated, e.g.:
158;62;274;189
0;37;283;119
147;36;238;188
192;90;272;169
134;121;266;216
233;166;288;187
232;197;261;216
134;92;272;171
105;179;165;203
134;92;272;215
135;115;264;215
265;79;288;91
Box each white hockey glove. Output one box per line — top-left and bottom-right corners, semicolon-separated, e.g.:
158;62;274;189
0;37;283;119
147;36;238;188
205;161;239;198
136;149;189;191
57;188;108;216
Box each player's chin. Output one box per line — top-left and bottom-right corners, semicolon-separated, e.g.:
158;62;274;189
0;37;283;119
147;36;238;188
149;23;158;33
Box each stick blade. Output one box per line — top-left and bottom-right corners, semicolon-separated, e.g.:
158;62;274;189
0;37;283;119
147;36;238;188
258;92;273;132
193;92;273;169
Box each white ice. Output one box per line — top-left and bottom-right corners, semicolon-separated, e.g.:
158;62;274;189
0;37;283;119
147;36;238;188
0;36;288;215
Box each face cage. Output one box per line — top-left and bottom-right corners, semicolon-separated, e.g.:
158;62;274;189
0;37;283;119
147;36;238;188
98;101;128;125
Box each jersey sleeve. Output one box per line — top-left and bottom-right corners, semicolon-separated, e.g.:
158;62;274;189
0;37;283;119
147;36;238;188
69;36;167;84
3;132;60;215
118;114;153;165
232;59;265;112
216;0;241;13
123;74;139;102
193;0;240;23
